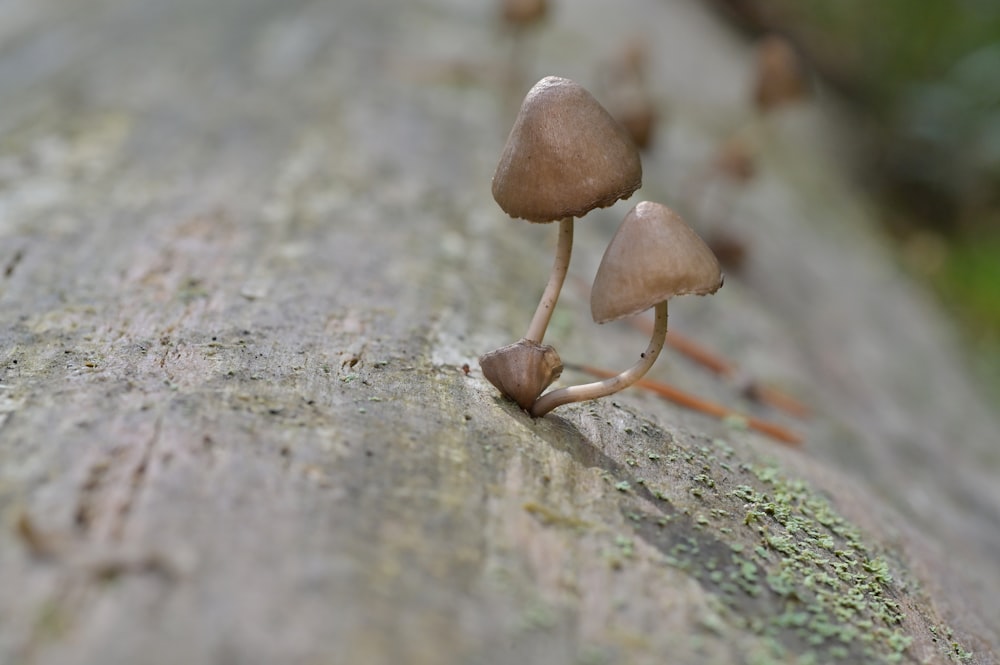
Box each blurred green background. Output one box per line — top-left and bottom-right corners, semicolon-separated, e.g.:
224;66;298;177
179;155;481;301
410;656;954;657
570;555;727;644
714;0;1000;397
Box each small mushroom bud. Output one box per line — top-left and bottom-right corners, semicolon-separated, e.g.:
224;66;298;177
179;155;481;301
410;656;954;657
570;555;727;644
479;339;562;411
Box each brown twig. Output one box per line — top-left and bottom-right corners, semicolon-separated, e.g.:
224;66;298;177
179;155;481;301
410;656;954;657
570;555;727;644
568;363;803;447
634;316;812;419
569;274;811;419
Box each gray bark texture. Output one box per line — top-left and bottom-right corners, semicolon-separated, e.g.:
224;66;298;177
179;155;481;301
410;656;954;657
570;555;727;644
1;0;998;663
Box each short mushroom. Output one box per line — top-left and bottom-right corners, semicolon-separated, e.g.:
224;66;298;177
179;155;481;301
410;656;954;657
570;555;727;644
530;201;722;417
481;76;642;409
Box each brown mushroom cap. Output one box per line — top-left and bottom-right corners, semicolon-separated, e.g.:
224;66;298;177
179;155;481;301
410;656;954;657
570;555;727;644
591;201;723;323
492;76;642;222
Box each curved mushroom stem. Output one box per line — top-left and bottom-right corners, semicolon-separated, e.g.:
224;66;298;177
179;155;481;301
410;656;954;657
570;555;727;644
524;217;573;344
530;300;668;417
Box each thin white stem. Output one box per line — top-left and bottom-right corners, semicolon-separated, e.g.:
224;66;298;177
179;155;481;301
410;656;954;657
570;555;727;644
531;300;668;417
524;217;573;344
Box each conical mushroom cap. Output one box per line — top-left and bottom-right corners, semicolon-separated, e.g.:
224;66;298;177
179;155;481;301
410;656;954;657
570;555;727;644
591;201;723;323
492;76;642;222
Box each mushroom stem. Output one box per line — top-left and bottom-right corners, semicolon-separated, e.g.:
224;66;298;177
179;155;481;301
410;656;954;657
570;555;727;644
524;216;573;343
531;300;668;417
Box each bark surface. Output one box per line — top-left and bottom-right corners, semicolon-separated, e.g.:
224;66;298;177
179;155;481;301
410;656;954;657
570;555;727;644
1;0;998;663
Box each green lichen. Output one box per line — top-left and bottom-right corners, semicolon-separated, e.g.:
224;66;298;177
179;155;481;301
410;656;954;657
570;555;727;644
615;535;635;556
712;438;735;458
618;446;977;664
518;601;557;631
523;502;590;530
932;626;976;662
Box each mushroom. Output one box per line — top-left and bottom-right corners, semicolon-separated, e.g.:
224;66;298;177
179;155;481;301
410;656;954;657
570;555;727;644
530;201;722;417
752;34;808;113
481;76;643;410
499;0;548;27
612;89;659;152
497;0;549;98
601;36;660;151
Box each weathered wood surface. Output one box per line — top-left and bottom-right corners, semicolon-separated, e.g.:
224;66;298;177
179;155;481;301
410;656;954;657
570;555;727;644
1;0;998;663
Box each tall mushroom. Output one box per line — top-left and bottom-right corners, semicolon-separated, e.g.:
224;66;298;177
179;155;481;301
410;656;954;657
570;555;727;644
530;201;723;417
480;76;642;411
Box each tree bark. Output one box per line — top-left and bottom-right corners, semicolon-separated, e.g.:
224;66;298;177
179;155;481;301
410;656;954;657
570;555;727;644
0;0;997;663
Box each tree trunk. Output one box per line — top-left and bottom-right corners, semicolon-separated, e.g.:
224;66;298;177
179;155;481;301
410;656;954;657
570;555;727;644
1;0;997;663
